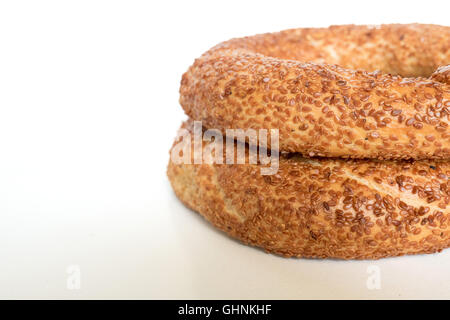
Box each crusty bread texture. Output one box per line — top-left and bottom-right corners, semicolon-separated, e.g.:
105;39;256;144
168;121;450;259
180;24;450;160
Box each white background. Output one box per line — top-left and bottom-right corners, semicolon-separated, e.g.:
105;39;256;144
0;0;449;299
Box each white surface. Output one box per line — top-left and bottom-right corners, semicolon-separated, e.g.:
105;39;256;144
0;0;449;299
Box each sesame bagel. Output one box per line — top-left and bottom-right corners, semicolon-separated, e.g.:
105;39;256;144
180;24;450;160
168;121;450;259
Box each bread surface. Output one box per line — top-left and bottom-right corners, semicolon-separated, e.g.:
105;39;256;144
180;24;450;159
168;121;450;259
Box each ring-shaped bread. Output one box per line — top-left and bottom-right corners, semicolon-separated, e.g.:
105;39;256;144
168;120;450;259
180;24;450;159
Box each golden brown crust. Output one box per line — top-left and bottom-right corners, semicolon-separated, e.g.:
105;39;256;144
168;121;450;259
432;65;450;85
180;24;450;160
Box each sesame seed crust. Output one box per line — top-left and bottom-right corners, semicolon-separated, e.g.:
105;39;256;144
432;65;450;85
180;24;450;160
168;121;450;259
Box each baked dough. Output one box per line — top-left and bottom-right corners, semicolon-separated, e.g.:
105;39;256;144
180;24;450;159
168;120;450;259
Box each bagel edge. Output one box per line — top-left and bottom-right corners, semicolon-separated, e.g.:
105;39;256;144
168;120;450;259
180;24;450;160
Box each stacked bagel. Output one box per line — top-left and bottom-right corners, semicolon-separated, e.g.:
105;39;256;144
168;24;450;259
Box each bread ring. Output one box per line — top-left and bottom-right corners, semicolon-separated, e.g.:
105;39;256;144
168;120;450;259
180;24;450;160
